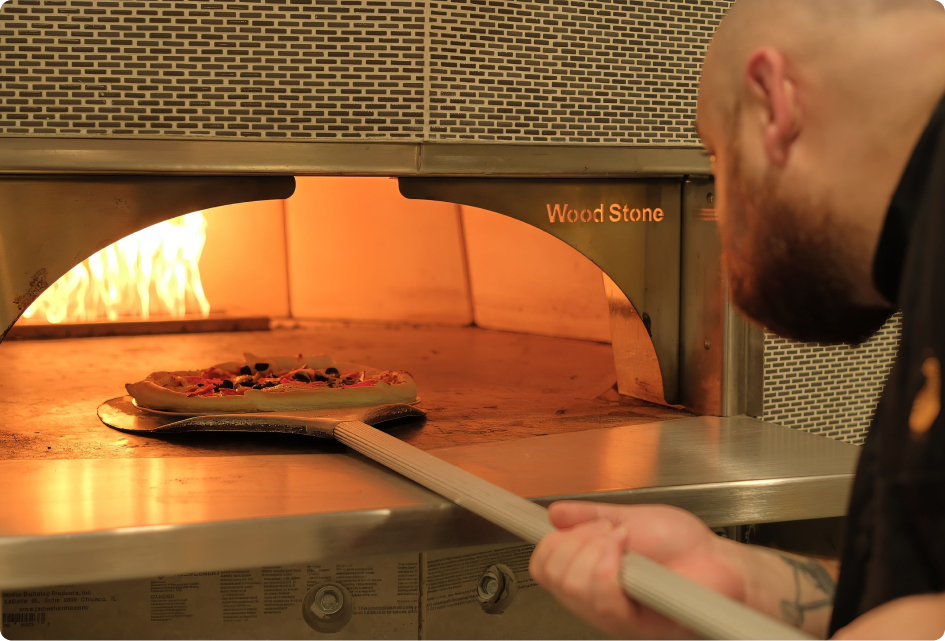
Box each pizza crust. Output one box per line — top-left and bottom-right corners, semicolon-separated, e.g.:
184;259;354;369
126;354;418;413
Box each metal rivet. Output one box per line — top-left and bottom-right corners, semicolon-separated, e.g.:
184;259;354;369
704;339;711;350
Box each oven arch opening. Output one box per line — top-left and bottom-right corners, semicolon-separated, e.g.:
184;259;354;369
0;173;755;416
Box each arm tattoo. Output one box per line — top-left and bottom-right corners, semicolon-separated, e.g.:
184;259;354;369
776;554;836;627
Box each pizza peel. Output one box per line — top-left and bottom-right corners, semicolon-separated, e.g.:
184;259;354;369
97;396;809;641
98;395;424;436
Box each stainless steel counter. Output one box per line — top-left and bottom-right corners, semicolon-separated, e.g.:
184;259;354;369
0;416;860;591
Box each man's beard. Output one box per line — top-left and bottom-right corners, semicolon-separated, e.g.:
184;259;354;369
722;156;894;344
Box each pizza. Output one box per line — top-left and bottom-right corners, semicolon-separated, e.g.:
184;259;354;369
126;353;418;414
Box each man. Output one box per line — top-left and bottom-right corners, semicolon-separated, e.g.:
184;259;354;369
529;0;945;638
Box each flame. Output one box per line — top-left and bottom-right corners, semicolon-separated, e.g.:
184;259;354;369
23;212;211;324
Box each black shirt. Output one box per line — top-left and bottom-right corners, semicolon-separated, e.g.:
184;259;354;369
830;95;945;633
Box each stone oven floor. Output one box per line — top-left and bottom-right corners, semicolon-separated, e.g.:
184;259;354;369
0;321;689;460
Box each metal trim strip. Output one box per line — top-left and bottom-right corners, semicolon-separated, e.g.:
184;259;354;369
0;138;712;177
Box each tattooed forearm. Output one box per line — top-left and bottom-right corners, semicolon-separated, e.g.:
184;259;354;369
776;554;837;627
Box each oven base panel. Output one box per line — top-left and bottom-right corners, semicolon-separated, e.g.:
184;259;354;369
0;520;844;641
2;543;602;640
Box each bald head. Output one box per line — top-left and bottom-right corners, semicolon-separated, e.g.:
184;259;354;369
708;0;940;71
696;0;945;342
701;0;943;140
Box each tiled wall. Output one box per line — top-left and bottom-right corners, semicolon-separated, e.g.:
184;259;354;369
426;0;733;144
763;315;902;445
0;0;732;143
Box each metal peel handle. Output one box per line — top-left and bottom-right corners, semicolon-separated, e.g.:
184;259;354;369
333;420;812;641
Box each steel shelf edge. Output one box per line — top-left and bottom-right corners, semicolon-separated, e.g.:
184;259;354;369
0;476;856;592
0;416;859;590
0;138;712;177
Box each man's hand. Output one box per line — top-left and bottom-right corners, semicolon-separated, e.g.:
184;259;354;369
529;501;748;639
530;501;837;639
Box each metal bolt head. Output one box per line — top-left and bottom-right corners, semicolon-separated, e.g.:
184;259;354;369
477;571;501;603
313;586;343;616
477;564;517;615
704;339;711;350
320;592;338;612
302;582;352;633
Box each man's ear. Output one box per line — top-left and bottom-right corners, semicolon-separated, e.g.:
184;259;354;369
745;48;799;167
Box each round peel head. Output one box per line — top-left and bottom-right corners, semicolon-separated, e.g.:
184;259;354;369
98;396;426;438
